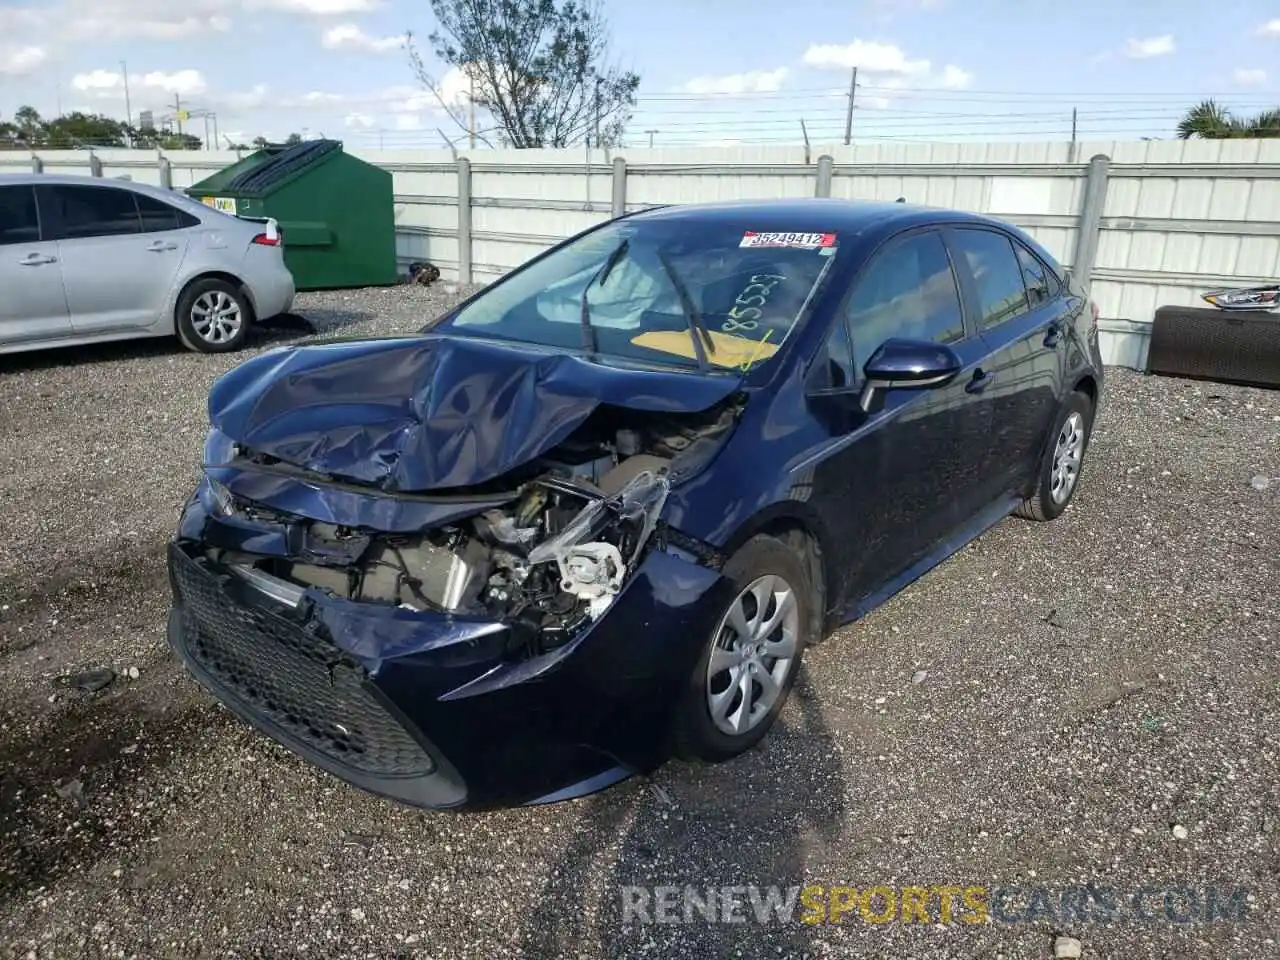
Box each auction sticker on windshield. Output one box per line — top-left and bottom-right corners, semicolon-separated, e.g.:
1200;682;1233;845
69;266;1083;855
739;231;837;250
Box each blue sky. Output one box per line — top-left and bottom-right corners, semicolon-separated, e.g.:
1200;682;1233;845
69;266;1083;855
1;0;1278;148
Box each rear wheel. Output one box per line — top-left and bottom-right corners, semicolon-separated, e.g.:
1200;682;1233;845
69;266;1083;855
176;278;251;353
673;534;814;762
1015;390;1094;522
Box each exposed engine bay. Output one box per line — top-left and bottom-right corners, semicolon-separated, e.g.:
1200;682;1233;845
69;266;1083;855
206;397;741;657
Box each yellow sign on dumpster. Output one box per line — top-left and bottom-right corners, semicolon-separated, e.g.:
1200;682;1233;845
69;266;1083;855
200;196;237;214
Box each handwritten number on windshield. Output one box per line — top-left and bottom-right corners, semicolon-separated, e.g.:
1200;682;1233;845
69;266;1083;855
723;274;785;333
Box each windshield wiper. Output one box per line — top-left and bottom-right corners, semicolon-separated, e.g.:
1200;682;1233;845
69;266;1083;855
655;250;715;370
579;240;630;357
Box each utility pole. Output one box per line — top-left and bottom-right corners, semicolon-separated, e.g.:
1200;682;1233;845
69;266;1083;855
467;65;476;149
174;93;183;135
120;60;133;138
843;66;858;146
592;76;601;147
645;128;658;148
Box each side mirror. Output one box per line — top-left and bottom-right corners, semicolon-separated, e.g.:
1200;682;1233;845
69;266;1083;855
858;338;962;412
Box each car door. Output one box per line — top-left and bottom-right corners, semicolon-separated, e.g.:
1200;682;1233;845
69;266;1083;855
0;183;72;346
946;227;1066;500
804;228;994;613
39;183;190;334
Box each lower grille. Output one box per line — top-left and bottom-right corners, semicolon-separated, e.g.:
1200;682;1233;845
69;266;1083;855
169;546;435;779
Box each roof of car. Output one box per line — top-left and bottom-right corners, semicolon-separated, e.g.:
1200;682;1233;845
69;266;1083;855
628;197;1006;236
0;172;183;199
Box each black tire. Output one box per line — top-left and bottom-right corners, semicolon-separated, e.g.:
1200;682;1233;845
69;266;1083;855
672;533;815;763
1015;390;1095;522
176;278;252;354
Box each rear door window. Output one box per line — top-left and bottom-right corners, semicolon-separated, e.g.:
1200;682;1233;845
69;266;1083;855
0;185;41;245
952;229;1030;330
47;185;142;239
844;230;966;373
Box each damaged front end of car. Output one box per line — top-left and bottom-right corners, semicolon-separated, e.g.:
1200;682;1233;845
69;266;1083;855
166;336;745;810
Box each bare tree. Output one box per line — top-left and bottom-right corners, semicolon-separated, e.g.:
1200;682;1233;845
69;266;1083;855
407;0;639;148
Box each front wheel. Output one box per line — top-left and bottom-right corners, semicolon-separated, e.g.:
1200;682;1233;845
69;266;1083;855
176;278;252;353
672;533;814;763
1015;390;1095;522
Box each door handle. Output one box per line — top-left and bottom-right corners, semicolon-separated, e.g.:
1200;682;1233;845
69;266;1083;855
1043;321;1062;348
19;253;57;265
146;241;178;252
965;369;994;394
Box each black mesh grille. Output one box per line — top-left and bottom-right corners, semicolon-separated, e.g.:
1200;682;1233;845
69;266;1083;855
1148;306;1280;388
170;548;434;778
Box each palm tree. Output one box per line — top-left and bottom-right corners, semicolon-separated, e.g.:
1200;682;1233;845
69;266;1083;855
1177;99;1280;138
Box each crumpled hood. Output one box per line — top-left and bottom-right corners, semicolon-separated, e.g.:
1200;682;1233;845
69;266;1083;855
208;334;741;492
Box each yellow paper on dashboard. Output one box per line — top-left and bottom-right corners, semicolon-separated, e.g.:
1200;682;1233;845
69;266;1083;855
630;329;778;369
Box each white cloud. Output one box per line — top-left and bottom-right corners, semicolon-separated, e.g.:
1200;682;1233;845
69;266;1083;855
1255;18;1280;37
937;64;972;90
344;113;375;128
71;67;208;97
142;69;207;95
223;84;270;110
322;23;404;53
1122;35;1175;59
802;40;930;76
1;45;49;76
43;0;375;44
393;113;422;131
300;90;347;105
248;0;379;14
60;0;233;42
71;69;125;92
1232;67;1267;87
800;40;971;93
435;67;472;109
0;8;45;32
682;68;789;96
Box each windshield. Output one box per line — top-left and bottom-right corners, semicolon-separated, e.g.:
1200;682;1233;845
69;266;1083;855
433;218;839;374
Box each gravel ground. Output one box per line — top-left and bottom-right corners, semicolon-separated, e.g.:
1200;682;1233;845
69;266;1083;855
0;286;1277;960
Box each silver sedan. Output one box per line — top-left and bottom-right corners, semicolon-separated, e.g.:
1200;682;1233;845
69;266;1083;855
0;173;296;355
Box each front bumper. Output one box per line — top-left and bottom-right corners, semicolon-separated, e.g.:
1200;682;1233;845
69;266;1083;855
166;515;730;810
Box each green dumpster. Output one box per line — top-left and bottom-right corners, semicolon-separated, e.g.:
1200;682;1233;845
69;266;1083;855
186;139;398;290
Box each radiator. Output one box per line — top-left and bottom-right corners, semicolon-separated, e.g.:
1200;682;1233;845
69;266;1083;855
1146;306;1280;389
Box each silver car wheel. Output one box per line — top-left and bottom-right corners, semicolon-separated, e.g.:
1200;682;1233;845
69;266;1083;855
706;574;799;737
1050;411;1085;504
191;291;244;344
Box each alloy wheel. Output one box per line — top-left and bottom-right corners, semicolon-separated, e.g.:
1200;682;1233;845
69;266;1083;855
1050;411;1085;504
191;291;244;345
705;574;800;736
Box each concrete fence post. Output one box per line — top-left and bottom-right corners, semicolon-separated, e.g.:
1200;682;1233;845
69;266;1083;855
457;156;473;286
30;155;42;174
158;156;173;190
611;156;627;218
1071;153;1111;292
815;154;834;198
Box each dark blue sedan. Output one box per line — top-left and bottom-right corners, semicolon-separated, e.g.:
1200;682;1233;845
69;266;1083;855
166;198;1103;810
